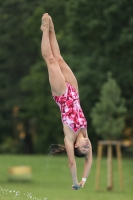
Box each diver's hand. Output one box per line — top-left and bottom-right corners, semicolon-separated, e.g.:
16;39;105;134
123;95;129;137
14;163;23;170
79;180;86;188
72;183;81;190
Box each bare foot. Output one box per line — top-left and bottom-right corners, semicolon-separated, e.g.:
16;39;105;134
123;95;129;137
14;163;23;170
49;16;54;32
40;13;49;31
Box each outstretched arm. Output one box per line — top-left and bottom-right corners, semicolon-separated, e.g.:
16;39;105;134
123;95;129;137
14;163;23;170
80;141;93;187
64;136;81;190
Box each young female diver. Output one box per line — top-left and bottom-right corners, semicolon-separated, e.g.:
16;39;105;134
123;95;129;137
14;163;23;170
41;13;92;190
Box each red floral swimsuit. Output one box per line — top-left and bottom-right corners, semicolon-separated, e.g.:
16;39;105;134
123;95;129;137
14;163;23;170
52;83;87;133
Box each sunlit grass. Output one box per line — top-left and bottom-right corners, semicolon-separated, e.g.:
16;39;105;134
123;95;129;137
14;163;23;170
0;155;133;200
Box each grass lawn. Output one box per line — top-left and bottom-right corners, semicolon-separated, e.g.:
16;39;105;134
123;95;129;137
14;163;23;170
0;155;132;200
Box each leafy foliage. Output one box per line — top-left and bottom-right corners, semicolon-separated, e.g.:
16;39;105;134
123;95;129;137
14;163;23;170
91;72;127;139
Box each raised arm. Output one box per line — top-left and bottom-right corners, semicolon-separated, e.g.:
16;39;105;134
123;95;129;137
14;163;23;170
64;136;81;190
80;140;93;187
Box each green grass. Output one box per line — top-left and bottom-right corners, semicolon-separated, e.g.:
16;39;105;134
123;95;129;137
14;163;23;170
0;155;133;200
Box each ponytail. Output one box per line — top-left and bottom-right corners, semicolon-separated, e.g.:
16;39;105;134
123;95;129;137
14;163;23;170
48;144;86;158
49;144;67;155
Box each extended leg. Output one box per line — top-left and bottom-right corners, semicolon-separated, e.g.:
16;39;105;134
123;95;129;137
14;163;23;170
41;13;66;96
49;16;78;92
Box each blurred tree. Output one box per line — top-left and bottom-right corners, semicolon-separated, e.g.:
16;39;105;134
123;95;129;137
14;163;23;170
91;72;127;139
0;0;39;144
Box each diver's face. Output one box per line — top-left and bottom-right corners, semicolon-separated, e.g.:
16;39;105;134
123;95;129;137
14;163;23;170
76;138;90;154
